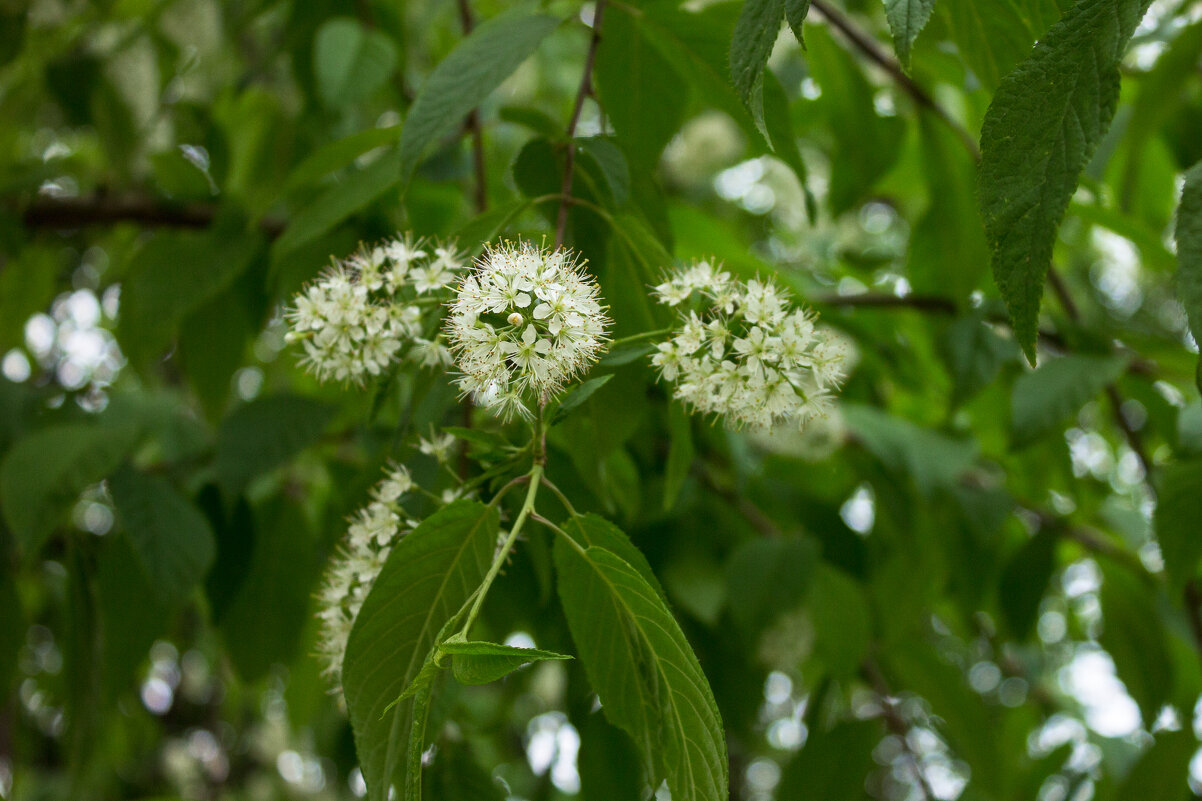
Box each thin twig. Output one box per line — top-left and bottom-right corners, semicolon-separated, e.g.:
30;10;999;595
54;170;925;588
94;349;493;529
862;659;935;801
555;0;608;249
1184;581;1202;661
808;0;981;163
22;196;285;237
458;0;488;213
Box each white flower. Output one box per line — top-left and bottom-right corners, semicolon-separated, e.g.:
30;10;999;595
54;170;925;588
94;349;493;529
446;240;611;420
285;233;464;384
317;464;422;688
418;431;457;463
650;261;849;430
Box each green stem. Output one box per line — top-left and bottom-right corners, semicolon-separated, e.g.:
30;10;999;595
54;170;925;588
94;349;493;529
457;464;543;638
610;328;671;348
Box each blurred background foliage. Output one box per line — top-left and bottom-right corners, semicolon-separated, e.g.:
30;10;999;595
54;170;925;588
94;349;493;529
2;0;1202;799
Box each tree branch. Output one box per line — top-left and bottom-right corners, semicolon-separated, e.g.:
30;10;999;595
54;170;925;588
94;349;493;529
555;0;607;249
458;0;488;214
22;196;285;237
861;658;935;801
808;0;981;163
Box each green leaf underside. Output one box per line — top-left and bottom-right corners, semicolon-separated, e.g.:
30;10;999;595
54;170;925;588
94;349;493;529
399;11;559;183
109;467;216;608
1010;353;1128;446
342;500;499;801
440;640;572;685
560;514;666;601
0;423;141;555
884;0;937;68
1175;161;1202;346
978;0;1154;362
554;542;727;801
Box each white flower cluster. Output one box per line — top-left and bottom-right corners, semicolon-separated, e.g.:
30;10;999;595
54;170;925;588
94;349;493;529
651;260;847;429
446;240;611;420
285;234;464;384
316;463;417;687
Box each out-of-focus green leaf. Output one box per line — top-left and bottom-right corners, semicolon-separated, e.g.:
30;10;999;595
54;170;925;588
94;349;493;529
0;423;141;555
110;467;215;607
664;404;694;511
1175;161;1202;346
554;542;728;801
1156;459;1202;592
809;564;872;678
343;500;498;801
1099;564;1173;726
726;536;818;636
95;533;171;703
1010;354;1128;447
421;740;506;801
578;710;646;801
998;529;1057;640
939;313;1019;406
777;718;883;801
399;10;559;183
1111;728;1195;801
214;395;334;496
884;0;937;67
284;125;404;192
0;246;58;352
844;404;977;493
978;0;1153;362
313;18;398;108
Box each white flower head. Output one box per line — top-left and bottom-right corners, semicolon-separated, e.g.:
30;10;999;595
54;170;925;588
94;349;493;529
285;233;465;385
446;240;611;420
650;260;848;430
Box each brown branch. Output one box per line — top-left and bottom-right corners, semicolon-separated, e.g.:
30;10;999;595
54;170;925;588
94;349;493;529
555;0;608;249
862;658;935;801
1184;581;1202;662
22;196;285;238
458;0;488;214
808;0;981;163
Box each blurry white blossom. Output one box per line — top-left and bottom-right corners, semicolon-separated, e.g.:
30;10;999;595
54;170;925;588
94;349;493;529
446;240;611;420
284;234;463;384
316;464;417;688
651;260;847;429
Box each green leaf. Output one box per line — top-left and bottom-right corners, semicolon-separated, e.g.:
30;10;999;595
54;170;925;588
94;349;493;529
0;246;57;352
553;542;728;801
777;719;883;801
284;125;404;192
0;423;141;555
452;199;535;257
399;10;559;183
117;229;262;370
978;0;1154;362
342;500;499;801
784;0;810;46
109;467;216;608
578;710;647;801
271;147;403;261
0;565;22;696
595;9;688;170
439;640;571;685
1010;354;1128;447
422;741;506;801
178;276;257;420
94;533;171;703
1155;459;1202;593
551;374;613;424
938;0;1070;92
1175;161;1202;347
219;498;320;681
559;513;665;601
884;0;937;68
1099;564;1173;725
808;565;873;678
1112;728;1195;801
729;0;783;111
938;313;1019;407
725;536;818;636
313;18;398;108
843;404;977;494
214;396;334;496
663;404;694;512
997;529;1057;640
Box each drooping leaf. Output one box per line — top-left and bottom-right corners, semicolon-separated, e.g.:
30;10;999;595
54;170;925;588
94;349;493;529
1099;564;1173;726
0;423;141;555
883;0;937;68
399;10;559;183
342;500;499;801
554;542;728;801
843;404;977;494
777;719;883;801
1175;161;1202;347
595;9;688;170
1155;459;1202;592
109;467;216;608
725;536;818;637
938;313;1019;407
729;0;783;113
313;18;398;109
214;395;334;496
1010;354;1128;447
997;529;1057;640
978;0;1154;362
1111;728;1195;801
784;0;810;46
284;125;404;192
808;564;873;678
558;513;665;600
439;640;571;685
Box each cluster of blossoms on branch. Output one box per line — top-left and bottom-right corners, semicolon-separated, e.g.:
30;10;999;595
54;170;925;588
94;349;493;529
445;240;611;421
284;235;464;384
650;260;847;429
315;464;418;687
